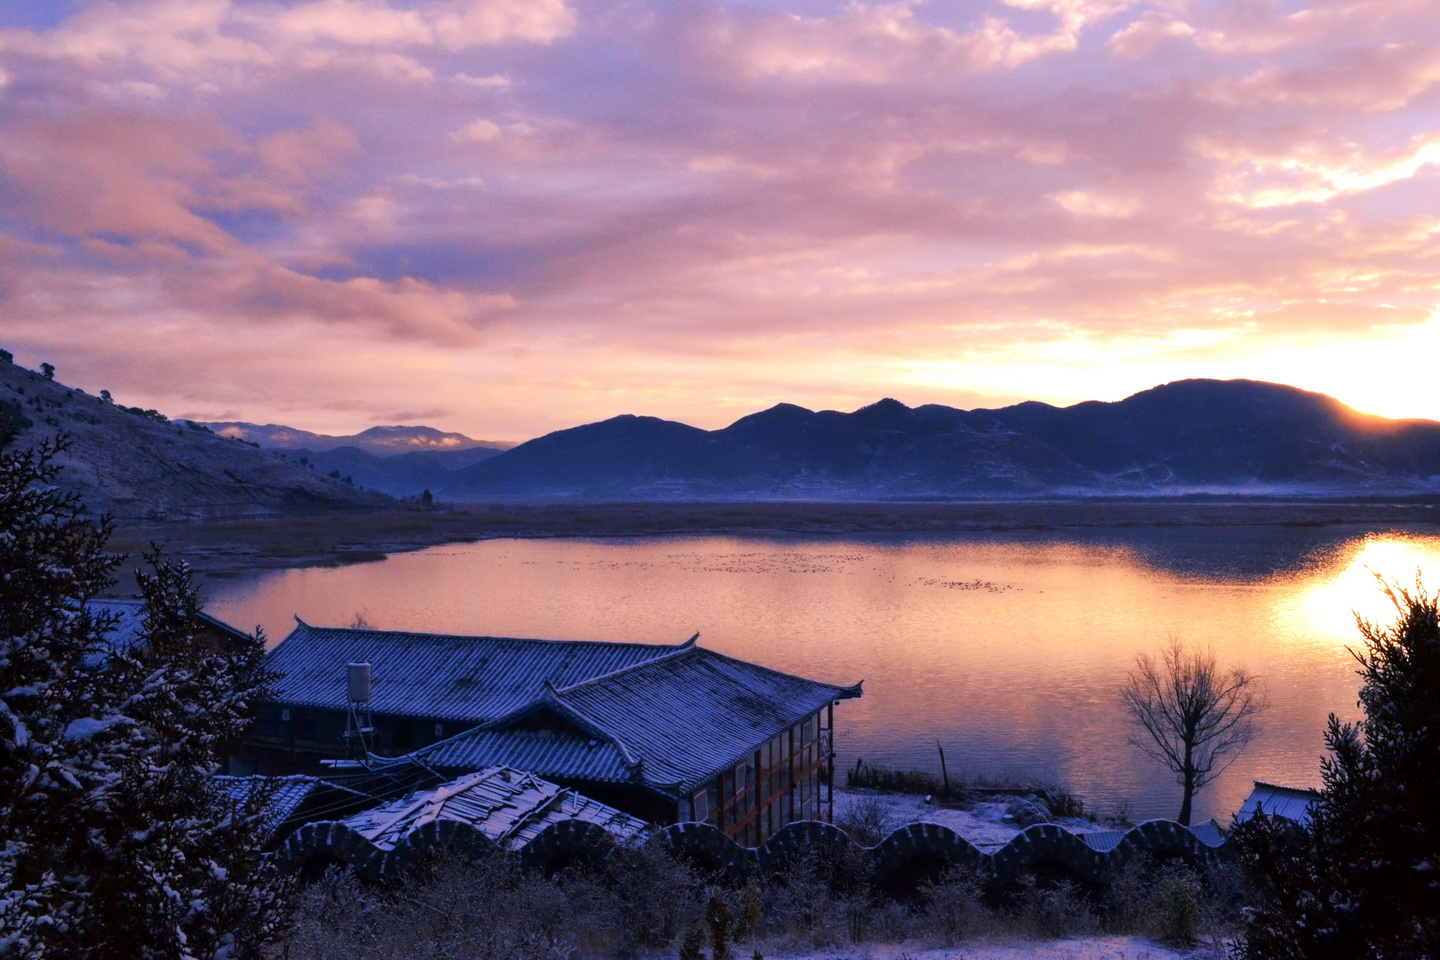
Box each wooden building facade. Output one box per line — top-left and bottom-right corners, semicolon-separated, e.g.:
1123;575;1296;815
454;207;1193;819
686;707;835;846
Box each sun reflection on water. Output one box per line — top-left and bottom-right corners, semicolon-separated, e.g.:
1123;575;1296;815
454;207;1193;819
1284;534;1440;648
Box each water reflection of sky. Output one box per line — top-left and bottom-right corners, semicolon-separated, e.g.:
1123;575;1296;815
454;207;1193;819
208;527;1440;825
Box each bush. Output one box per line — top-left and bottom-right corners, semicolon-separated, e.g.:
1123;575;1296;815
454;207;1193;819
918;866;998;945
845;758;947;796
1003;874;1096;939
834;795;895;845
1235;578;1440;958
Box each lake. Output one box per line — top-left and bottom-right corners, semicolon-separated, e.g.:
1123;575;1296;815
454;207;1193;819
206;523;1440;824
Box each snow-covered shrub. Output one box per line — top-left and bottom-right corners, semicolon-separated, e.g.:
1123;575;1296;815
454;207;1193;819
1145;861;1203;944
0;437;285;959
918;866;998;945
1234;578;1440;959
1003;873;1096;939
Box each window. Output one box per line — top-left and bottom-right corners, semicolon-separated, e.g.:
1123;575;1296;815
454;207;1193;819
692;785;710;823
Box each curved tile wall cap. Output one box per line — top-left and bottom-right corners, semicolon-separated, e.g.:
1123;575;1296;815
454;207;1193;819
277;816;1233;891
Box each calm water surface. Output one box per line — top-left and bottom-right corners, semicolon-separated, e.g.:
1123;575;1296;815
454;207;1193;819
207;525;1440;824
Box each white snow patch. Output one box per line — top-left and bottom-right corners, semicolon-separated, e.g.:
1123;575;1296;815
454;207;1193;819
759;935;1198;959
835;788;1102;850
63;716;124;741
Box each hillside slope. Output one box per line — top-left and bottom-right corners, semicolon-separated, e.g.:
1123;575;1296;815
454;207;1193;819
0;362;391;519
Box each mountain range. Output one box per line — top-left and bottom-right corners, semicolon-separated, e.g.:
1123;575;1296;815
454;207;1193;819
202;421;511;455
196;422;509;497
8;362;1440;509
443;379;1440;500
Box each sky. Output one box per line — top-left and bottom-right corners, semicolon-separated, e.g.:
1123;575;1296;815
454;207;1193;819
2;0;1439;442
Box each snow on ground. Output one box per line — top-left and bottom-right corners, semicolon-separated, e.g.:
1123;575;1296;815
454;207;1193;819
755;791;1222;959
834;788;1103;849
760;935;1204;959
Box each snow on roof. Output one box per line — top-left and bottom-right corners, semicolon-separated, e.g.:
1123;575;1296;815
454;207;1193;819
215;774;373;841
89;598;149;655
408;644;863;797
265;622;684;722
1235;780;1320;827
342;766;650;851
414;728;637;785
83;598;249;664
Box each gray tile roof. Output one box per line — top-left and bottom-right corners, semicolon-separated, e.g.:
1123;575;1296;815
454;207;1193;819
214;774;373;841
1236;780;1320;826
343;766;650;851
410;643;863;798
87;598;250;659
415;729;637;784
90;598;149;654
265;621;685;723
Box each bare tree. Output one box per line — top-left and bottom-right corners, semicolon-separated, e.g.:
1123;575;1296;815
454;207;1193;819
1120;639;1265;825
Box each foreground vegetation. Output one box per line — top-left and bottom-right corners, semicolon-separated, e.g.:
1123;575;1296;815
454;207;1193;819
0;439;286;959
276;842;1242;960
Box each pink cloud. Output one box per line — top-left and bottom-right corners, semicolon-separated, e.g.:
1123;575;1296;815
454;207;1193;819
3;0;1440;437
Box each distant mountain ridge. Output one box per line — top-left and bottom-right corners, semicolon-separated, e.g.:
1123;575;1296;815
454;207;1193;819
0;362;391;519
197;422;510;498
446;379;1440;501
203;422;511;455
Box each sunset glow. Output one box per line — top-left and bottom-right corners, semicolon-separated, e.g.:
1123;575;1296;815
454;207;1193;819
1286;534;1440;648
3;0;1440;439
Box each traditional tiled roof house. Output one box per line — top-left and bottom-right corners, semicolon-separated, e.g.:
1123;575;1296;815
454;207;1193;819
248;621;862;844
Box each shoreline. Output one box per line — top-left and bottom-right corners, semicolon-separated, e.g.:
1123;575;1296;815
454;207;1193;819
106;499;1440;587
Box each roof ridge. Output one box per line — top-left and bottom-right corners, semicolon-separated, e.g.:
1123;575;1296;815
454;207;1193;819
549;636;700;695
539;684;641;768
282;621;682;652
646;643;863;699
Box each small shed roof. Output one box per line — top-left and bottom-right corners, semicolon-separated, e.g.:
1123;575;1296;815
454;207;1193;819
343;766;650;851
1235;780;1320;826
410;643;862;798
215;774;374;843
265;621;684;723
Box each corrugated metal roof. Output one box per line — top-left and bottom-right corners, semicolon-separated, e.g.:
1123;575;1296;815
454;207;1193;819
265;622;683;723
1236;780;1320;826
343;766;650;851
410;645;862;798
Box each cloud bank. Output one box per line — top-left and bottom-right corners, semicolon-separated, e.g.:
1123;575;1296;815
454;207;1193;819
2;0;1439;437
